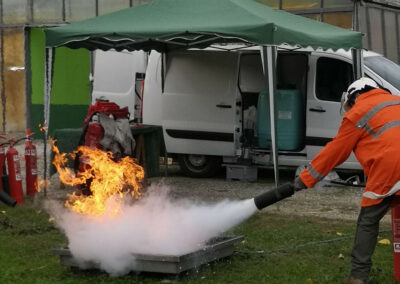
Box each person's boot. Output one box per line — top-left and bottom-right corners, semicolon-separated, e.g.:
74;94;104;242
342;276;365;284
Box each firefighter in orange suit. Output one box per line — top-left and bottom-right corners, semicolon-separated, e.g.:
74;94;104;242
294;77;400;284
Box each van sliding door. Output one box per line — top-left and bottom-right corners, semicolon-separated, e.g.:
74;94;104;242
161;51;238;156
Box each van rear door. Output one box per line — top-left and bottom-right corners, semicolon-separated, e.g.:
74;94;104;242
162;50;239;156
92;50;147;115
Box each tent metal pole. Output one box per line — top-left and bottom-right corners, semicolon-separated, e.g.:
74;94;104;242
43;47;53;197
0;29;5;132
260;45;279;187
351;48;364;79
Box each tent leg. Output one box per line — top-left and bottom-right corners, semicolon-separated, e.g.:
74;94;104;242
352;48;364;79
43;47;54;197
260;45;279;187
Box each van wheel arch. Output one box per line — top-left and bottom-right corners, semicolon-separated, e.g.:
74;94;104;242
178;154;221;178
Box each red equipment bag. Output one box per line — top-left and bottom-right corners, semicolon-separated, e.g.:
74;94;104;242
82;100;130;150
84;100;129;124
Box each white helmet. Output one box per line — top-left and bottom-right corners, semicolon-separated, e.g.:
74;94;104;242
340;77;379;114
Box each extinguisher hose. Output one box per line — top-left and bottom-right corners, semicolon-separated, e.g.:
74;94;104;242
253;183;295;210
13;137;27;145
0;190;16;207
0;136;26;147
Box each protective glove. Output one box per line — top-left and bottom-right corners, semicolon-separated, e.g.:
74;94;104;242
293;176;306;192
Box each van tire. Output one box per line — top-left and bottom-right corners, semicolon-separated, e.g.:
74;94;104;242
178;154;221;178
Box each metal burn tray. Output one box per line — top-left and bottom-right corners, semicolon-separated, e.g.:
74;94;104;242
52;235;244;274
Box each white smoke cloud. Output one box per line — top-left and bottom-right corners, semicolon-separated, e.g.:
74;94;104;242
47;183;257;276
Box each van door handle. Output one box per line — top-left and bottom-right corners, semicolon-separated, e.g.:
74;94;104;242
309;107;326;113
216;104;232;108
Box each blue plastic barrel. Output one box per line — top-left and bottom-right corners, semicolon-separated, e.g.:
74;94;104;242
256;89;305;150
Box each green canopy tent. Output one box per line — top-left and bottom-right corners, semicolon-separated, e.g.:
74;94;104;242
45;0;361;51
43;0;363;188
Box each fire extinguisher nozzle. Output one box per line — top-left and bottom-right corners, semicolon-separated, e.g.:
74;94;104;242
253;183;295;210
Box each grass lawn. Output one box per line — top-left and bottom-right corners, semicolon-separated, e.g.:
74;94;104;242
0;199;396;284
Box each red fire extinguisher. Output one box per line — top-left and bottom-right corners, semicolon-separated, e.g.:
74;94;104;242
85;114;104;149
392;196;400;281
84;114;104;149
25;129;37;195
0;143;5;190
0;134;7;191
6;139;23;204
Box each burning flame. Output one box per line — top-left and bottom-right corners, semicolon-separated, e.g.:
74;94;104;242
38;122;48;132
36;177;50;193
51;140;144;216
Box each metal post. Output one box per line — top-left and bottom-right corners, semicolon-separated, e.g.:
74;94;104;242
381;9;387;58
366;6;372;50
0;0;3;24
0;1;3;133
62;0;66;22
260;45;279;187
161;53;165;92
351;48;364;80
24;27;32;130
43;47;54;197
352;0;359;31
95;0;99;16
29;0;34;23
396;13;400;64
0;29;5;133
89;51;94;102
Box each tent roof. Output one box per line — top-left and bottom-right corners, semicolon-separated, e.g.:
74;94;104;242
45;0;362;52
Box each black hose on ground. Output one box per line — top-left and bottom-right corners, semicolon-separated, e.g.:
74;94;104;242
253;183;295;210
0;190;16;207
235;229;392;255
2;162;9;195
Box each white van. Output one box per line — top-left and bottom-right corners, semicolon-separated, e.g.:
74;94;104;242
142;46;400;178
92;50;147;121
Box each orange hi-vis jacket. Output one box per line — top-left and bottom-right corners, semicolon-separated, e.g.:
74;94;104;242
300;88;400;207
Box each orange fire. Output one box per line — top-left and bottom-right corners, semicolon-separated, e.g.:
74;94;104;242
38;123;48;133
51;140;144;216
36;177;51;193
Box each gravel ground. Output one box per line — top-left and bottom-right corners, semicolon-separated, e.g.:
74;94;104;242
21;139;391;226
150;165;391;226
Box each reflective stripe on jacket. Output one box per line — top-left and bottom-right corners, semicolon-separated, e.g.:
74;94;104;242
300;88;400;207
